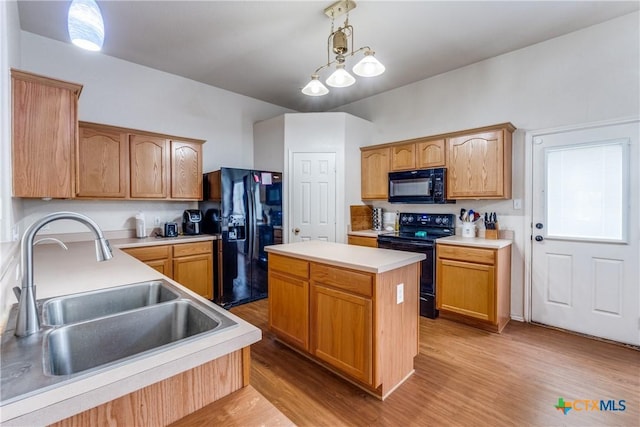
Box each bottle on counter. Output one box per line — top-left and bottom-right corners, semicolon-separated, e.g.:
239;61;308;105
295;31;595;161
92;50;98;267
135;212;147;238
394;211;400;232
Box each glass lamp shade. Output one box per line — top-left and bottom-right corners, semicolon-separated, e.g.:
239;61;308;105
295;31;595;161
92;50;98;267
326;64;356;88
353;52;385;77
68;0;105;51
301;75;329;96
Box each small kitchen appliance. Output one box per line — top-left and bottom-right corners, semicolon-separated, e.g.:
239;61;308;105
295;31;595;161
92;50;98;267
182;209;202;235
162;222;178;237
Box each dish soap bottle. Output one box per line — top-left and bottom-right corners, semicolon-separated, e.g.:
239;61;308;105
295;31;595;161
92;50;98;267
135;212;147;238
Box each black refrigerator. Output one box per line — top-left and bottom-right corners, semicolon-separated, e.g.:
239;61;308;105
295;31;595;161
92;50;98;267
200;167;282;307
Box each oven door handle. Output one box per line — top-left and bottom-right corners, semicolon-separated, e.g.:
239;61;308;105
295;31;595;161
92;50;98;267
377;239;434;249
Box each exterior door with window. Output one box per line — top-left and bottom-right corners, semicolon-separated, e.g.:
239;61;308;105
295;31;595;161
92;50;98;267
531;120;639;345
290;152;336;242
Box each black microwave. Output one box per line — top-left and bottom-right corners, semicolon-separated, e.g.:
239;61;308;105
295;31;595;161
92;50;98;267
388;168;451;204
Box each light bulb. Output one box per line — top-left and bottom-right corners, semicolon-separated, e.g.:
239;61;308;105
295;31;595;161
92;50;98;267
68;0;105;51
302;75;329;96
326;64;356;88
353;52;385;77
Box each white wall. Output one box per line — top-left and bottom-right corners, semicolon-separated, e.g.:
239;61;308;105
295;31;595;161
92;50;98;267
10;31;291;237
335;12;640;320
0;0;23;243
253;115;285;172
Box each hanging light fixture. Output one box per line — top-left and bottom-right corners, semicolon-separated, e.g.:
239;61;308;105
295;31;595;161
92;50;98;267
67;0;105;51
301;0;385;97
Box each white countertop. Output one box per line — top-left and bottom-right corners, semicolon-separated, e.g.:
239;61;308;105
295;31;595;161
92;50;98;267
436;235;512;249
265;240;425;273
0;241;260;426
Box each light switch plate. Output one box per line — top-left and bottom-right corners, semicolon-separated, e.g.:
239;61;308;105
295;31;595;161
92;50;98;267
396;283;404;304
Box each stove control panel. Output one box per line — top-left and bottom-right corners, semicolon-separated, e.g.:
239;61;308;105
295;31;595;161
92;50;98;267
399;213;456;228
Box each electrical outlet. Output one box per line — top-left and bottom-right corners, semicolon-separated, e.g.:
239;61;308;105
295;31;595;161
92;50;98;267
11;225;19;241
513;199;522;210
396;283;404;304
154;217;161;226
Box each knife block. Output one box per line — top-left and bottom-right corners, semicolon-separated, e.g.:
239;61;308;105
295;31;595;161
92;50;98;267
485;223;499;240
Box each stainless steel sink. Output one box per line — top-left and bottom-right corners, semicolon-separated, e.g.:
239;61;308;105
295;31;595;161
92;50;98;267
42;280;179;326
1;281;238;404
44;300;231;375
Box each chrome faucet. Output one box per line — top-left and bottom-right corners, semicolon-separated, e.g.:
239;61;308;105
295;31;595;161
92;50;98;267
14;211;113;337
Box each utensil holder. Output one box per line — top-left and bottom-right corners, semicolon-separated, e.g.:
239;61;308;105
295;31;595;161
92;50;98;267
461;223;476;238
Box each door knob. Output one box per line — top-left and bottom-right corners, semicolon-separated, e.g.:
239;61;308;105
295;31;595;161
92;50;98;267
535;223;544;229
535;235;544;242
294;228;300;235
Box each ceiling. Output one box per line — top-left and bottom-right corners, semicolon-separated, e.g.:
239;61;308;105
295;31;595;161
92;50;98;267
17;1;640;113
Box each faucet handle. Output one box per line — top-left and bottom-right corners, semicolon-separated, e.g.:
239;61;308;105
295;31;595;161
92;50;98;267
34;237;69;251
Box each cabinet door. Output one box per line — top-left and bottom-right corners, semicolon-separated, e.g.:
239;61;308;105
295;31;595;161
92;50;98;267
437;258;495;322
11;70;81;198
310;283;372;385
390;143;415;171
130;134;169;198
416;138;445;168
173;253;213;299
268;271;309;351
446;129;510;199
361;147;390;200
146;259;173;277
171;140;203;200
77;124;128;198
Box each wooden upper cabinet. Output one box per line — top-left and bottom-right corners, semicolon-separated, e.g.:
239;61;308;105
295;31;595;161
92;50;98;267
416;138;445;168
171;140;203;200
77;123;128;198
390;143;416;171
129;134;169;198
361;147;390;200
11;69;82;198
446;124;514;199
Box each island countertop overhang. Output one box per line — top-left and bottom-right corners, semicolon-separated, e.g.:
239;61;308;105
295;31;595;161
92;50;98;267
265;240;425;273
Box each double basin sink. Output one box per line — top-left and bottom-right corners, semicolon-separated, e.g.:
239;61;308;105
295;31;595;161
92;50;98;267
1;280;237;404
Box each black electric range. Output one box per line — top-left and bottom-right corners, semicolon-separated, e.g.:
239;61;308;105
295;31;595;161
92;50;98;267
377;212;456;318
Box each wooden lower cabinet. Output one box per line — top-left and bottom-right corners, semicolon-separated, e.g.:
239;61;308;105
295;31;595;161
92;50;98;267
311;283;372;384
122;241;213;299
347;235;378;248
436;243;511;332
268;252;419;399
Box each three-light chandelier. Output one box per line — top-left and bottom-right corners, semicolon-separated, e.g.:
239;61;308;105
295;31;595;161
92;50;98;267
302;0;385;97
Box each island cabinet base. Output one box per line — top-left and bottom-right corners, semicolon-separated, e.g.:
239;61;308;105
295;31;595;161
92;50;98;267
51;348;250;427
268;253;420;400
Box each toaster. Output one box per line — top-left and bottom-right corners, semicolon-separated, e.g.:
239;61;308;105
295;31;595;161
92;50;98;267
162;222;178;237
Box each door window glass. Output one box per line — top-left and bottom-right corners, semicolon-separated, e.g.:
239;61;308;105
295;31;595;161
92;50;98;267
545;140;628;242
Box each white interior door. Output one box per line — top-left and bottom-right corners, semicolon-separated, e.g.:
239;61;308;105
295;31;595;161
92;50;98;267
531;120;639;345
290;152;336;242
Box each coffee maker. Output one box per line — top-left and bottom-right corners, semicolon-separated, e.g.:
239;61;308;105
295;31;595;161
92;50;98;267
182;209;202;235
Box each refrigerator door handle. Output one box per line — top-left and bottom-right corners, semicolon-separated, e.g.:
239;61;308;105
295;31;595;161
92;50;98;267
248;180;259;261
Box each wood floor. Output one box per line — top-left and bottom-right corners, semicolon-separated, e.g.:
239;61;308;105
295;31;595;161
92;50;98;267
230;299;639;427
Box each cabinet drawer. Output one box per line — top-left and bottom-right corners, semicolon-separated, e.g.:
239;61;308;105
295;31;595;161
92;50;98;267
173;241;212;257
269;254;309;279
311;263;373;297
122;245;171;262
437;245;495;265
347;235;378;248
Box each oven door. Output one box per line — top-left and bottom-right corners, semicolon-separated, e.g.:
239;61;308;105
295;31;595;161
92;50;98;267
377;238;434;297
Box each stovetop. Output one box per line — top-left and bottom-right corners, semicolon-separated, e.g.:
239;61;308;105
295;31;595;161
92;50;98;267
378;213;456;242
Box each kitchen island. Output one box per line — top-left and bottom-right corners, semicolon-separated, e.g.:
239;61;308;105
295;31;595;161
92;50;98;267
265;240;425;400
0;240;261;426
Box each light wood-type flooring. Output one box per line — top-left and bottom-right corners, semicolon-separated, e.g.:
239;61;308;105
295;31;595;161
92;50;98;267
230;299;639;427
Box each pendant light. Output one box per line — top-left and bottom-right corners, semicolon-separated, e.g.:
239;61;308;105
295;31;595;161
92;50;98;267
67;0;105;51
302;0;385;97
